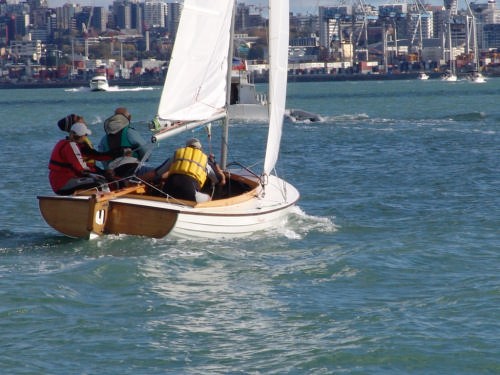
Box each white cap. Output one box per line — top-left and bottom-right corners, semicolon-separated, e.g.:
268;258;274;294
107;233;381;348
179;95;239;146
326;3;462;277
186;137;202;149
71;122;92;136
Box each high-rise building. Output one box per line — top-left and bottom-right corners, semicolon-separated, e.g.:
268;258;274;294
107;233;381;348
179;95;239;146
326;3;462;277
91;7;108;33
131;2;142;31
113;0;131;30
56;3;77;31
144;0;167;29
167;2;182;37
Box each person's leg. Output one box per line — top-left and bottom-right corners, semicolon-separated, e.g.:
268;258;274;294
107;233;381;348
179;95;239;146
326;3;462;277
162;174;197;201
56;177;102;195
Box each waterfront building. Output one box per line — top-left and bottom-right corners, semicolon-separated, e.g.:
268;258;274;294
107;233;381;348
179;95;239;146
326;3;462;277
10;40;43;63
236;3;266;30
2;0;500;82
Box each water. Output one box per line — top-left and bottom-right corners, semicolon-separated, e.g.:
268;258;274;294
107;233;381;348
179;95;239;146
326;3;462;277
1;79;499;374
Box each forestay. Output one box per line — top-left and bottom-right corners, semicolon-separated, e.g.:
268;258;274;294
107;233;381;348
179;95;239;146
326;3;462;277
157;0;234;122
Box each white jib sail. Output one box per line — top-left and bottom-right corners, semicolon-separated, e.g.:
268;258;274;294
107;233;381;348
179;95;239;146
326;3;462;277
157;0;234;122
263;0;289;176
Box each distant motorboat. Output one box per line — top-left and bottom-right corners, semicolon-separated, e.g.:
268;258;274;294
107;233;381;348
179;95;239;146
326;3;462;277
285;109;323;123
417;72;429;80
228;68;268;121
89;75;109;91
228;63;322;123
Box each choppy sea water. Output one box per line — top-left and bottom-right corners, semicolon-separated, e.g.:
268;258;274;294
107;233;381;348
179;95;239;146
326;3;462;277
0;79;498;374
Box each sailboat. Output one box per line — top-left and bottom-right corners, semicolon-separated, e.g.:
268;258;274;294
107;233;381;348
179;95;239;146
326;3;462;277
37;0;300;240
466;5;486;83
441;19;457;82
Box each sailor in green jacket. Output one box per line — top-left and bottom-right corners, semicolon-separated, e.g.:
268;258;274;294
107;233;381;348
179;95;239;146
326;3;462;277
98;107;152;177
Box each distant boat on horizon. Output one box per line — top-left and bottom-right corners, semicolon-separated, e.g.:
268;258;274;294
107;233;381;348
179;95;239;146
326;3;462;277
228;60;269;121
417;72;429;80
89;75;109;91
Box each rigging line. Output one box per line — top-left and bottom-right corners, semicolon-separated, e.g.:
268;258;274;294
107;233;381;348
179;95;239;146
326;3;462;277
128;176;168;197
128;176;193;206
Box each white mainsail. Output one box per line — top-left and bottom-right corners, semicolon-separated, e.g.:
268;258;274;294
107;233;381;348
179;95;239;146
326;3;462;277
157;1;234;122
263;0;289;176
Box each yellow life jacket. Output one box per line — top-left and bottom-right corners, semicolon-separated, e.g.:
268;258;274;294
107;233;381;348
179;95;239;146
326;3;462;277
169;147;208;187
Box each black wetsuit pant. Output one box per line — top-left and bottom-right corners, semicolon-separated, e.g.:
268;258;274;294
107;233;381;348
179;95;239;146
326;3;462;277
162;174;198;201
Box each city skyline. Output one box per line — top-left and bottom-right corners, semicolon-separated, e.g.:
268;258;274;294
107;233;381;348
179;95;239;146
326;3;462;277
45;0;478;15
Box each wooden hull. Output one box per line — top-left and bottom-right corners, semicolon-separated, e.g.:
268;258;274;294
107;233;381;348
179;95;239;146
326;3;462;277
38;194;178;239
37;175;299;240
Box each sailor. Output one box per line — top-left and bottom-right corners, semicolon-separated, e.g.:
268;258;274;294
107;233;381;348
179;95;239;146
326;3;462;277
98;107;151;177
57;113;85;133
56;113;102;171
49;123;110;195
155;138;225;202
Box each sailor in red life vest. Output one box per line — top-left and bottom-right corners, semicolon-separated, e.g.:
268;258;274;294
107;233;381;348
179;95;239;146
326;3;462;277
57;113;101;172
48;122;111;195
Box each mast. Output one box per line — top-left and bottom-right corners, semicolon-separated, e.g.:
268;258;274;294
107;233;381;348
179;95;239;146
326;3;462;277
465;0;480;71
221;0;236;170
448;20;454;74
444;0;457;75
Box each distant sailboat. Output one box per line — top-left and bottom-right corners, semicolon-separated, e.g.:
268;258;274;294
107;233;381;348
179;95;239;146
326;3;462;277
466;2;486;83
442;17;457;82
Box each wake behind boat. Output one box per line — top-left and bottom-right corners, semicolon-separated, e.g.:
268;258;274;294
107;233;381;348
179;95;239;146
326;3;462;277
38;0;299;240
89;75;109;91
